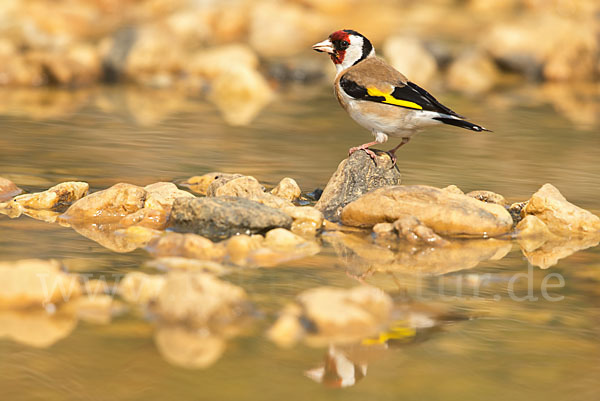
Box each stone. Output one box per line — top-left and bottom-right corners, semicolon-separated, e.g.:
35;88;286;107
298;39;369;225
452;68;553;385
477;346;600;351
154;325;226;369
207;175;264;198
467;190;508;206
0;177;22;202
59;183;146;224
11;181;89;211
189;44;259;80
267;304;305;348
181;173;242;196
341;185;513;237
155;272;248;328
118;208;170;230
282;206;324;236
0;259;82;308
119;272;166;306
516;215;559;252
73;294;118;325
271;177;301;201
143;182;194;213
442;185;464;195
171;196;292;240
209;64;273;126
393;216;449;245
373;222;395;235
225;234;264;266
315;151;401;221
447;50;500;93
0;309;77;348
509;201;527;224
523;183;600;236
147;257;227;275
146;232;226;262
264;228;310;250
383;36;437;85
271;286;393;345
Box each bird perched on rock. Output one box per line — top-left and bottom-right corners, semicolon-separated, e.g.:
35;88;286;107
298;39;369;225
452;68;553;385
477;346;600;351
313;29;489;165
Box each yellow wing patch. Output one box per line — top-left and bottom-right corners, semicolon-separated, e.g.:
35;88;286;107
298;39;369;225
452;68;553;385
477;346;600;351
367;87;423;110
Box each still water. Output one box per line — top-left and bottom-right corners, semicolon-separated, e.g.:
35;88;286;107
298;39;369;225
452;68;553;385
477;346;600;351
0;83;599;401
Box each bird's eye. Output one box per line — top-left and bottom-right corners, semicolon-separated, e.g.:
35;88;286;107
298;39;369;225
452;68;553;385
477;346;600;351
339;40;350;49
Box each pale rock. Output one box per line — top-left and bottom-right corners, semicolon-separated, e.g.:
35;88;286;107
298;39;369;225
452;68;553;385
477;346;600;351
516;215;559;252
447;50;500;93
383;36;438;85
467;190;507;206
73;294;117;325
442;185;464;195
226;234;264;266
207;175;264;198
118;208;170;230
267;304;304;348
12;181;89;211
0;309;77;348
0;259;82;308
189;44;259;80
155;272;248;327
0;177;22;202
264;228;309;251
155;325;226;369
341;185;513;237
147;257;227;275
271;177;301;201
393;216;449;245
373;222;395;236
282;206;324;236
209;64;273;126
119;272;166;306
146;232;226;262
143;182;194;213
523;183;600;236
181;173;242;196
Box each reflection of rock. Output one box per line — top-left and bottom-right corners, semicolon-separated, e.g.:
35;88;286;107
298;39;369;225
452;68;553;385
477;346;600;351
282;206;324;237
154;325;226;369
0;259;82;308
69;222;157;253
383;36;437;85
324;231;512;276
516;215;559;252
171;196;292;240
271;177;301;201
0;309;77;348
9;181;88;211
521;235;600;270
0;177;22;202
341;185;513;237
119;272;166;306
60;183;146;224
315;151;401;222
523;183;600;236
155;272;248;328
146;232;226;261
209;64;273;126
146;257;227;275
269;286;392;346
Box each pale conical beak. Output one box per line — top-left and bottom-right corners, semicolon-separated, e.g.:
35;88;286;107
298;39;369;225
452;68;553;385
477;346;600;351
312;39;334;54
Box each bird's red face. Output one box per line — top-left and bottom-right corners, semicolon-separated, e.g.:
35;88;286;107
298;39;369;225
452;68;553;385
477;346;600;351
312;30;351;65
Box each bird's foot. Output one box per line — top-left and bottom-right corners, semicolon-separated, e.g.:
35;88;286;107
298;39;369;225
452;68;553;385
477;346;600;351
348;145;378;161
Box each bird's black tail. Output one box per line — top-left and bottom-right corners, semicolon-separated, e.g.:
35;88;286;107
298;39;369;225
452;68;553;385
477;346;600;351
433;117;491;132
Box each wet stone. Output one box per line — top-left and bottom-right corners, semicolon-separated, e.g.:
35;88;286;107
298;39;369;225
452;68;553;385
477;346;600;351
271;177;301;201
0;177;23;202
11;181;89;211
315;151;402;222
180;172;242;196
171;196;292;240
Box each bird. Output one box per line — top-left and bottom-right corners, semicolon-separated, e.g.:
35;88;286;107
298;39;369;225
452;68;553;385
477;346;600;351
312;29;490;165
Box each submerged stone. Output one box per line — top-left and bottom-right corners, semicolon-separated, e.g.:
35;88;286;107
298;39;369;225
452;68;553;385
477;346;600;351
341;185;513;237
0;177;22;202
315;151;401;221
171;196;292;240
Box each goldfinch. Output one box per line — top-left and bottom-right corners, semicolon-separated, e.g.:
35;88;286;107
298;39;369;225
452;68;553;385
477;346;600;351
313;30;490;164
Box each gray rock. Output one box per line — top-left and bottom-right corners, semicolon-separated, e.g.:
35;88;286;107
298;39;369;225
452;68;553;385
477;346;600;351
315;151;401;221
171;196;292;240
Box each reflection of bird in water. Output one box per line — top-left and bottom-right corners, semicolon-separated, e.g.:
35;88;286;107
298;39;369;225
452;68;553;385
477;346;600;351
313;29;489;165
305;346;367;388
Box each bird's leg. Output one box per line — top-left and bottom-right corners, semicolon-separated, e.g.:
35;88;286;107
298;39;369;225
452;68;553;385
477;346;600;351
348;140;380;161
385;137;411;166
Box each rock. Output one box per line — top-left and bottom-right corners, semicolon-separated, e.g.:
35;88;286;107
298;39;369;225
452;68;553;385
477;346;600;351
11;181;89;211
171;196;292;240
523;183;600;236
267;304;305;348
225;234;264;266
209;64;273;126
282;206;324;236
189;44;259;80
73;294;119;325
0;259;81;308
467;190;507;206
271;178;301;201
143;182;194;213
155;272;248;328
60;183;146;224
146;232;226;262
180;173;242;196
341;185;513;237
516;215;559;252
393;216;449;245
315;151;401;221
373;222;395;236
442;185;464;195
119;272;166;306
147;257;227;275
447;50;500;93
154;325;226;369
264;228;310;250
207;175;264;198
0;177;22;202
0;309;77;348
383;36;437;85
508;201;527;224
118;208;170;230
270;286;393;345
